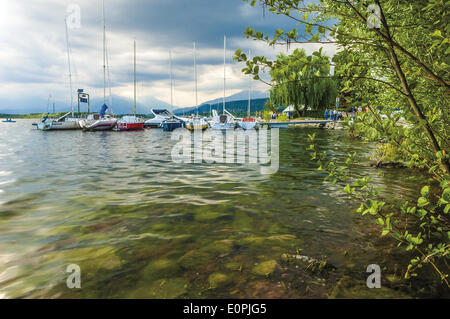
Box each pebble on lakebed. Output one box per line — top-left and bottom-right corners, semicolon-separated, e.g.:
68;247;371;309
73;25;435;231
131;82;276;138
141;258;181;279
208;272;232;289
252;260;278;276
329;276;411;299
130;278;188;299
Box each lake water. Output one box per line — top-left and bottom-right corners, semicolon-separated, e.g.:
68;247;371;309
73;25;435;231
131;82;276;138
0;119;445;298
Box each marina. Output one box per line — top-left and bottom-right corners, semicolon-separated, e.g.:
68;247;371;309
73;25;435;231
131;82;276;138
0;0;447;304
0;120;440;298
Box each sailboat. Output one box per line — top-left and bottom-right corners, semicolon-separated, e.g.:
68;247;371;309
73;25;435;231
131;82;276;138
35;19;81;131
211;35;237;130
162;50;185;132
115;40;145;131
186;42;208;131
238;50;258;130
79;0;117;131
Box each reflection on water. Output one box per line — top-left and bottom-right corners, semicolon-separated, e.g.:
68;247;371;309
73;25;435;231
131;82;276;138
0;120;444;298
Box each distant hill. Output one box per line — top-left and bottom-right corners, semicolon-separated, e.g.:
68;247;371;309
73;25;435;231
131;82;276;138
0;90;270;116
173;90;269;116
201;90;269;106
173;98;269;117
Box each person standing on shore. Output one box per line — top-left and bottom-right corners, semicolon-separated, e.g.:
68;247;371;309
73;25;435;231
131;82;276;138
324;109;329;120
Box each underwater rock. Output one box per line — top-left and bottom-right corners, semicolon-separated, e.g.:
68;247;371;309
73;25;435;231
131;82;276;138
242;234;297;248
141;258;180;280
371;161;406;169
203;240;234;255
131;278;187;299
178;250;214;270
195;211;228;222
42;246;122;276
329;276;411;299
232;212;253;232
208;273;232;289
252;260;278;276
281;254;335;275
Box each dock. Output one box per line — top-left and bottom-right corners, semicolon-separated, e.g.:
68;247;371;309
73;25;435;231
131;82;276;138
260;120;335;129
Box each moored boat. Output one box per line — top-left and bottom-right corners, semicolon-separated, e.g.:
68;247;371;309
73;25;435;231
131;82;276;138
79;104;117;131
115;41;145;131
185;43;209;132
115;116;145;131
186;116;208;131
238;117;258;130
162;117;184;131
211;110;236;130
35;112;81;131
2;119;16;123
237;50;259;131
144;109;174;128
211;36;237;130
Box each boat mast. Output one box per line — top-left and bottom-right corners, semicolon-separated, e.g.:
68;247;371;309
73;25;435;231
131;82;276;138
194;42;198;116
102;0;106;106
248;50;251;118
169;50;173;112
134;40;137;117
223;35;226;115
106;39;113;114
64;19;74;117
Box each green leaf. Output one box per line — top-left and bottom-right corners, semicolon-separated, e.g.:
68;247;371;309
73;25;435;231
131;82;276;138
431;30;442;37
421;186;429;197
417;197;429;207
444;204;450;214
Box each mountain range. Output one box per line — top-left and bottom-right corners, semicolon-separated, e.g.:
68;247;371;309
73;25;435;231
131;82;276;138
173;90;269;115
0;90;269;115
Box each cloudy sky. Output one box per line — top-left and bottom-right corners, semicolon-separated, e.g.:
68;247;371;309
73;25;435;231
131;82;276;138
0;0;337;113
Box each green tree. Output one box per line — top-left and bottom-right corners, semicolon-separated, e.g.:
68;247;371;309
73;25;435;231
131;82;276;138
236;0;450;287
265;48;338;116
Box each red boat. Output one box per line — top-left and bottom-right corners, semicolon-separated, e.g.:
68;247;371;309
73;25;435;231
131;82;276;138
238;117;258;130
115;116;145;131
114;42;145;132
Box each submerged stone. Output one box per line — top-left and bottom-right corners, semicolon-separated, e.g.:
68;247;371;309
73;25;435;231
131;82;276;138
178;250;214;270
208;273;232;289
232;212;253;232
252;260;278;276
195;211;228;222
141;258;180;280
42;246;122;276
203;240;233;255
329;276;411;299
131;278;187;299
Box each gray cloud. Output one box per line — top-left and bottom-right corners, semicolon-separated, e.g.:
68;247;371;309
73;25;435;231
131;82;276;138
0;0;334;113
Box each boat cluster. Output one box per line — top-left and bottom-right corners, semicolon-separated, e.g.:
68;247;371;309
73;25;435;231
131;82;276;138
32;107;260;132
30;4;261;133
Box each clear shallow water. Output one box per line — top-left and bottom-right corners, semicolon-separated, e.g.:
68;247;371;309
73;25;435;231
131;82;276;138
0;119;443;298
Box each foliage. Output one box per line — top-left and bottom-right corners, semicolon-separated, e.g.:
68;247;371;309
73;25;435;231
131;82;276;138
237;48;338;115
262;109;273;121
237;0;450;286
277;113;289;122
308;133;449;286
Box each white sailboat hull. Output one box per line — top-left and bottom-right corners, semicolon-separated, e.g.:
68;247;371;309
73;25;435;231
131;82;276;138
35;119;81;131
238;121;258;130
79;118;117;131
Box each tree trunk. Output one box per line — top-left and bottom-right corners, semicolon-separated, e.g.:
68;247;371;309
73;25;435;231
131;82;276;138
377;2;450;175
